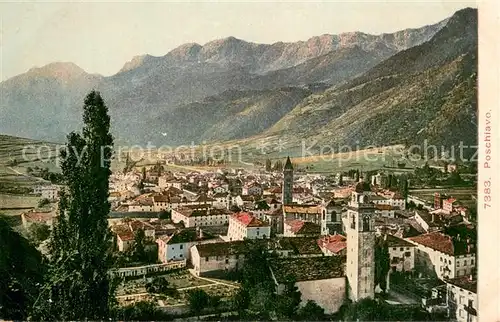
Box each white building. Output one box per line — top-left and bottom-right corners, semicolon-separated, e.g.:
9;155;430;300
40;185;60;200
385;234;415;273
227;212;271;241
445;276;477;322
407;232;476;279
156;228;219;263
171;206;231;228
190;241;247;277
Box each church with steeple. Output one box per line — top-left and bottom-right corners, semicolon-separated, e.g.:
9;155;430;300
282;156;294;205
344;181;376;301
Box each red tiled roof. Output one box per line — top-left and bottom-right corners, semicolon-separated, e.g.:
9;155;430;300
408;232;472;256
286;220;321;235
232;212;268;228
23;211;54;224
129;220;155;232
318;234;347;254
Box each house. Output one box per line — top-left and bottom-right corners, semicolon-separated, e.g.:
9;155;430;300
442;198;457;214
212;192;232;209
112;225;135;252
21;210;55;229
283;204;329;235
385;234;415;273
128;220;156;240
445;275;477;322
242;182;262;196
375;204;397;218
284;220;321;237
158;176;183;190
40;185;60;200
317;234;347;256
227;212;271;241
269;256;346;314
156;228;218;263
171;205;231;228
111;220;156;251
407;232;476;279
128;199;154;212
413;210;442;233
190;241;247;277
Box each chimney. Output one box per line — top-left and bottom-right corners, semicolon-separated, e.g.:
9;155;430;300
469;274;473;281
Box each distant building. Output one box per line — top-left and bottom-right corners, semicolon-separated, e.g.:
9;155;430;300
190;241;247;277
283;204;329;235
317;234;347;256
407;232;476;279
284;220;321;238
171;206;231;228
282;156;293;205
156;228;218;263
385;234;415;273
227;212;270;241
445;276;477;322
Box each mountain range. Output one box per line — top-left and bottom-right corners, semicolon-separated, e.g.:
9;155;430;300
0;8;476;155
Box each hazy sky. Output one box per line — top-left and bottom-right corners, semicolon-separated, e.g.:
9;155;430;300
0;1;476;81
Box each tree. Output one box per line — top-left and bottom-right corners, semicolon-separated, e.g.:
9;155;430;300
265;159;272;172
390;175;399;189
141;167;146;181
0;215;45;320
354;169;360;182
297;300;325;320
28;222;51;245
37;198;51;208
338;173;344;186
374;235;390;293
188;289;210;314
133;228;146;262
30;91;115;320
275;275;302;319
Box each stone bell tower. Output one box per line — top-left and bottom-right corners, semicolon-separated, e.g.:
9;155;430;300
345;182;376;301
282;156;293;205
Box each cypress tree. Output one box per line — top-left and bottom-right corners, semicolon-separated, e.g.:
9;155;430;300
31;91;115;320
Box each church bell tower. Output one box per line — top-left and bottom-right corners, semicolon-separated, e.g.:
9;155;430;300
282;156;293;205
345;182;376;301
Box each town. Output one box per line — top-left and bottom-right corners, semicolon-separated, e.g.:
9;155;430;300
19;153;477;321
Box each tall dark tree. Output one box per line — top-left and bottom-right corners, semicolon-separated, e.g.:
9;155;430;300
133;228;146;262
276;275;302;319
374;235;391;293
31;91;115;320
354;169;360;182
265;159;272;172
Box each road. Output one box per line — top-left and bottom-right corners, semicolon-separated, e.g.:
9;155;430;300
7;166;49;183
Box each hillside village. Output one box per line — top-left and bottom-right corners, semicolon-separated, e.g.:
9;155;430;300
20;155;477;321
0;4;483;321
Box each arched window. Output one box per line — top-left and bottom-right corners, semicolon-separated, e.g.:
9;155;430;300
362;215;370;232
